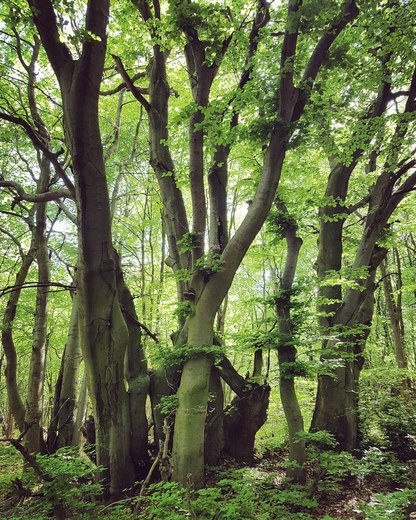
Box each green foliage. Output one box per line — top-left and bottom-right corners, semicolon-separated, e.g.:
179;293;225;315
312;451;359;496
177;232;200;254
136;481;188;519
156;394;179;415
3;447;106;519
363;489;416;520
157;342;224;366
319;266;370;292
280;361;309;379
173;300;194;321
358;448;409;486
172;268;193;282
378;395;416;462
296;430;337;449
136;469;317;519
360;369;416;461
266;208;297;240
0;444;23;494
195;252;224;276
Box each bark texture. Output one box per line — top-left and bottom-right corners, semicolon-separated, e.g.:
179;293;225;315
27;0;139;494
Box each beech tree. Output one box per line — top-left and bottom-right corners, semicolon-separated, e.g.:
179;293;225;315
23;0;145;495
310;0;416;447
105;0;360;488
0;0;415;506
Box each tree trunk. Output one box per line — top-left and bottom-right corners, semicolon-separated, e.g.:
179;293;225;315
381;256;411;394
171;309;215;488
381;258;408;370
218;356;270;463
72;371;88;448
204;367;224;466
223;383;270;463
3;249;35;431
275;199;306;482
25;159;50;453
54;292;82;450
253;349;264;379
311;247;387;450
149;364;181;451
115;251;150;477
28;0;136;494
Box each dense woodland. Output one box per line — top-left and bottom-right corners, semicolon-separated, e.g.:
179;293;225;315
0;0;416;518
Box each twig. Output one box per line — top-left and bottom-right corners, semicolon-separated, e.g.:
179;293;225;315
186;474;197;520
0;281;75;297
4;423;53;482
138;418;171;500
121;306;160;343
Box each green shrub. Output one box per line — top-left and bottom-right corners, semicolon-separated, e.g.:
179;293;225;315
362;489;416;520
3;447;111;519
136;468;316;519
358;447;409;486
0;443;23;494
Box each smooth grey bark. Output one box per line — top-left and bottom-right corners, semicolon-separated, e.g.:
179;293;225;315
56;292;82;448
46;291;83;451
204;367;224;466
72;371;88;448
115;251;150;477
27;0;137;495
274;199;306;483
253;349;264;379
311;62;416;449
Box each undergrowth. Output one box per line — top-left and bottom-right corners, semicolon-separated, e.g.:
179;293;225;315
1;440;415;519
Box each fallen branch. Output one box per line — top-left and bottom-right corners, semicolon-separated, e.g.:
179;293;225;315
137;418;171;505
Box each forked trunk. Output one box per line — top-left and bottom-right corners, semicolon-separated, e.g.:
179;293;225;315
311;248;386;450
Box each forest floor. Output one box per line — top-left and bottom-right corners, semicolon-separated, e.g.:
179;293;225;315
202;451;416;519
1;442;416;519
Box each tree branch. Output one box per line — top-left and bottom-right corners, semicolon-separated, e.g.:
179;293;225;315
279;0;302;121
0;282;75;298
26;0;72;76
0;180;72;204
0;112;75;194
121;306;160;343
292;0;359;122
100;71;147;96
112;55;151;111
